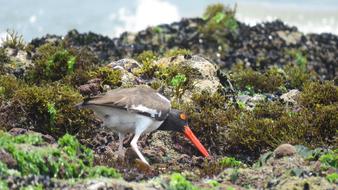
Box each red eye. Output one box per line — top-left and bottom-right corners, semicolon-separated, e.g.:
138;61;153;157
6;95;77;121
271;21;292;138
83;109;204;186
180;113;188;120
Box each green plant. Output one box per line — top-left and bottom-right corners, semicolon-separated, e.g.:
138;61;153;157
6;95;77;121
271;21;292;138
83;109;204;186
229;64;285;93
20;184;43;190
0;132;120;179
47;102;57;126
0;77;98;138
207;180;219;187
219;157;242;168
168;173;198;190
326;173;338;183
135;50;158;78
89;66;122;87
88;166;121;178
319;150;338;169
203;4;238;32
2;29;25;49
164;48;192;57
170;73;187;97
0;180;8;190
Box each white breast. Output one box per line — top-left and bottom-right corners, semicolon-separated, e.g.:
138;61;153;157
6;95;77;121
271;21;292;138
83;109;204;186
87;105;163;134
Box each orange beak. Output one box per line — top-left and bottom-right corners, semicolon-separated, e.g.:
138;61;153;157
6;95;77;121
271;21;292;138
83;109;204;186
183;125;210;157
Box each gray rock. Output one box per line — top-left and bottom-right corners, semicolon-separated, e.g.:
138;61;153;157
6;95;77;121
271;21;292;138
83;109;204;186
276;31;302;45
107;58;141;72
274;144;297;158
280;89;300;104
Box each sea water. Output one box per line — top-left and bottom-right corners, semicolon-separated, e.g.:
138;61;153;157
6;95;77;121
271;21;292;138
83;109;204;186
0;0;337;42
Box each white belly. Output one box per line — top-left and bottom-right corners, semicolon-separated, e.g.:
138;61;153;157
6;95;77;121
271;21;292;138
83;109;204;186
87;105;163;134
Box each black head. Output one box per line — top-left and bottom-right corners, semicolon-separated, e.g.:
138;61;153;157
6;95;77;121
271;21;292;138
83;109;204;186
158;109;188;132
158;109;210;157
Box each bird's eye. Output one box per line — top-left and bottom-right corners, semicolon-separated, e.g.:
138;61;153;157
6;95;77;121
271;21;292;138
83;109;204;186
180;113;188;120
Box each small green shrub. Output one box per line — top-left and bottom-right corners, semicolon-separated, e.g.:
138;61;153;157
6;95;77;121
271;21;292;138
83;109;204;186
168;173;198;190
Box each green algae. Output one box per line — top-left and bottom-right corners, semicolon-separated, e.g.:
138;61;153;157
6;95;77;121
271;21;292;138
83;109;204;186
0;132;120;179
168;173;199;190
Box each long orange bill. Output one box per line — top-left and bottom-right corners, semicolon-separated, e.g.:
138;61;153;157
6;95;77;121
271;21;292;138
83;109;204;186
183;125;210;157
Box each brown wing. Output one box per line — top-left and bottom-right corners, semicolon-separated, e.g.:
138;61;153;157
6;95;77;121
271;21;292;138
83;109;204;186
82;86;171;121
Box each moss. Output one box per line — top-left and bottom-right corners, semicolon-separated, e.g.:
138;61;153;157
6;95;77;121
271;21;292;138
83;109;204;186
0;48;11;74
0;77;98;138
227;88;338;156
156;62;199;98
26;43;95;84
164;48;192;57
88;66;122;88
0;75;23;99
0;132;120;179
284;63;314;89
174;91;237;154
168;173;199;190
134;50;159;79
229;64;285;93
299;81;338;108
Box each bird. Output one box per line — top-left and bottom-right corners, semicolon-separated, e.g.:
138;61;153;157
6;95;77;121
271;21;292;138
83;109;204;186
76;86;209;165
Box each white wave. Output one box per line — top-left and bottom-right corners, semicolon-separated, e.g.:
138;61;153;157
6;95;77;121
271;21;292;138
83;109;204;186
109;0;180;36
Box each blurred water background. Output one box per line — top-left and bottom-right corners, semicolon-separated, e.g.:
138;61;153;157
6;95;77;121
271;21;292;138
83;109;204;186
0;0;338;42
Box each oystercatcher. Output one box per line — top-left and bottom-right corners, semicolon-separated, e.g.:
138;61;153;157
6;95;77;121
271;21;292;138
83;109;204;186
77;86;209;165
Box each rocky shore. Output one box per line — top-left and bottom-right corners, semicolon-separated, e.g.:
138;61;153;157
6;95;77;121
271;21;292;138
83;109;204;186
0;4;337;190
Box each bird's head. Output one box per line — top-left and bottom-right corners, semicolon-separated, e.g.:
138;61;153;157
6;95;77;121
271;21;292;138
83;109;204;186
158;109;210;158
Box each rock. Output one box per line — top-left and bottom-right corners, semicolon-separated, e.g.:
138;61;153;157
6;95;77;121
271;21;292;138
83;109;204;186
77;78;101;96
274;144;297;158
275;176;335;190
186;55;218;80
107;58;141;72
2;48;32;78
280;89;300;104
276;31;302;45
0;149;17;168
8;128;29;136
